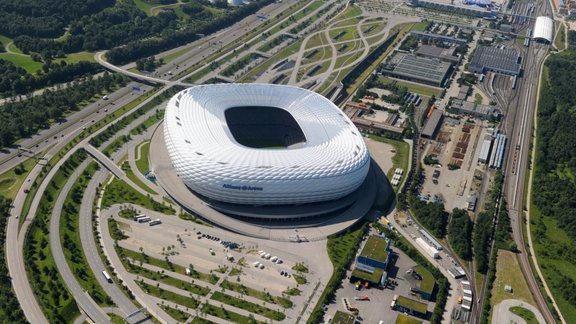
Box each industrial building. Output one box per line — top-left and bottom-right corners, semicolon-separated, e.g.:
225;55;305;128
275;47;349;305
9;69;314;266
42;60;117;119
489;131;506;169
350;235;392;287
468;46;521;76
407;0;496;17
343;102;405;137
478;137;493;164
411;265;436;300
392;296;429;318
421;109;444;139
450;99;501;120
419;228;443;250
533;16;554;43
415;45;460;64
410;31;468;46
382;53;452;87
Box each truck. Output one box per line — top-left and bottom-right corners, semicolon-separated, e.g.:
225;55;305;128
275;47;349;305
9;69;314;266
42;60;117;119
415;237;439;259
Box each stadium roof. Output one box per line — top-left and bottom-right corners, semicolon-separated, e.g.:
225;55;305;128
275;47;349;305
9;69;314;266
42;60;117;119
164;84;370;206
533;16;553;43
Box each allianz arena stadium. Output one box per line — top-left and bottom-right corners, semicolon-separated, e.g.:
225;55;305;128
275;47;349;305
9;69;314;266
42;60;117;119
163;84;371;208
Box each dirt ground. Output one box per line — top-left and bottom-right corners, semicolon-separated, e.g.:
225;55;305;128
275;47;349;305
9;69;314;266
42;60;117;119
419;119;492;211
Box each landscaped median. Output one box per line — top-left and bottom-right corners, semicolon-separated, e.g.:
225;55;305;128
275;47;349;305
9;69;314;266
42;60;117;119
24;149;110;322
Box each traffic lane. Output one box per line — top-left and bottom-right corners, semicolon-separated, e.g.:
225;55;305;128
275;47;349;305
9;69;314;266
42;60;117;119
0;83;154;172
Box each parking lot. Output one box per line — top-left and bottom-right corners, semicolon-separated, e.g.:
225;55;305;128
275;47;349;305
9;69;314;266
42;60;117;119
107;204;334;322
325;228;434;323
419;118;494;211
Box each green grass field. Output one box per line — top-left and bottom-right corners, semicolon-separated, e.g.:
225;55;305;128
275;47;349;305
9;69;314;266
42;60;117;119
128;263;210;296
138;281;200;309
332;310;355;324
117;246;219;284
510;306;539;324
411;21;430;32
59;51;96;64
202;303;266;324
135;141;151;175
395;314;422;324
378;76;441;97
0;158;39;200
0;34;12;47
490;250;535;307
0;53;43;73
220;279;293;308
102;178;175;214
554;23;566;51
211;291;285;321
60;161;114;306
122;161;157;195
160;304;192;322
163;47;191;64
368;135;410;180
133;0;155;15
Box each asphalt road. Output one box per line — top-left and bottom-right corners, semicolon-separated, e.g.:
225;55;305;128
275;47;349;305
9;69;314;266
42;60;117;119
49;159;110;323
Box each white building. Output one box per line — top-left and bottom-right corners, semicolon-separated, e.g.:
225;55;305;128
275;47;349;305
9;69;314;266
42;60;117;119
533;16;554;43
164;84;371;206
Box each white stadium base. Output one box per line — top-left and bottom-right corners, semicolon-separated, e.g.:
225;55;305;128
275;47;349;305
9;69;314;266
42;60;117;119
150;123;389;241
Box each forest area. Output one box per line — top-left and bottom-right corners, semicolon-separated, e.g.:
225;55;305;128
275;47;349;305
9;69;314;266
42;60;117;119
530;31;576;314
0;73;127;148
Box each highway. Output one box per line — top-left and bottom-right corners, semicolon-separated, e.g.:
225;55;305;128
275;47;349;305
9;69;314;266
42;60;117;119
2;0;301;321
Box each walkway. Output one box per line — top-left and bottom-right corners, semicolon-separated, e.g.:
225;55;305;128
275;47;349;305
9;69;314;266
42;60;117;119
492;299;546;324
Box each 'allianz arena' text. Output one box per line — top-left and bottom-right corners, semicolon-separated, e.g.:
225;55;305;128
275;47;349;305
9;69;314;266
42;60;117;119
163;84;370;205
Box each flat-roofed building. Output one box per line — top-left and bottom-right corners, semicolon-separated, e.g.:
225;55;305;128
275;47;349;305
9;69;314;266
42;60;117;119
450;99;501;119
468;46;521;76
421;109;443;139
410;31;469;45
393;296;429;318
416;45;460;63
382;53;452;87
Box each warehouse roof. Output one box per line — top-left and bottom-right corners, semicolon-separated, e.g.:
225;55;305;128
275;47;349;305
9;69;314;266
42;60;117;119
533;16;553;43
386;53;452;85
469;46;521;75
421;109;443;138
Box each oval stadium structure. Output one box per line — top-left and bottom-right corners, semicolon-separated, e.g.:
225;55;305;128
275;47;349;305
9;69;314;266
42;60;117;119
163;84;370;207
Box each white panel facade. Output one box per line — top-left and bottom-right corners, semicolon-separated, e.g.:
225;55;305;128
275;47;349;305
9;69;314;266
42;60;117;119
164;84;371;205
533;16;553;43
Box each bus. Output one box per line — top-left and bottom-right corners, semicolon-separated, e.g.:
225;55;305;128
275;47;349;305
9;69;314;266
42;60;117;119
102;271;112;283
133;214;146;221
138;217;151;223
149;219;162;226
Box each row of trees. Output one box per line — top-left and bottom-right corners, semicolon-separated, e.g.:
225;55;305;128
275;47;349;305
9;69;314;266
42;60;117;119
0;72;127;149
375;223;449;324
410;197;448;238
447;208;473;260
0;197;27;322
136;56;163;72
106;0;276;65
0;59;102;98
